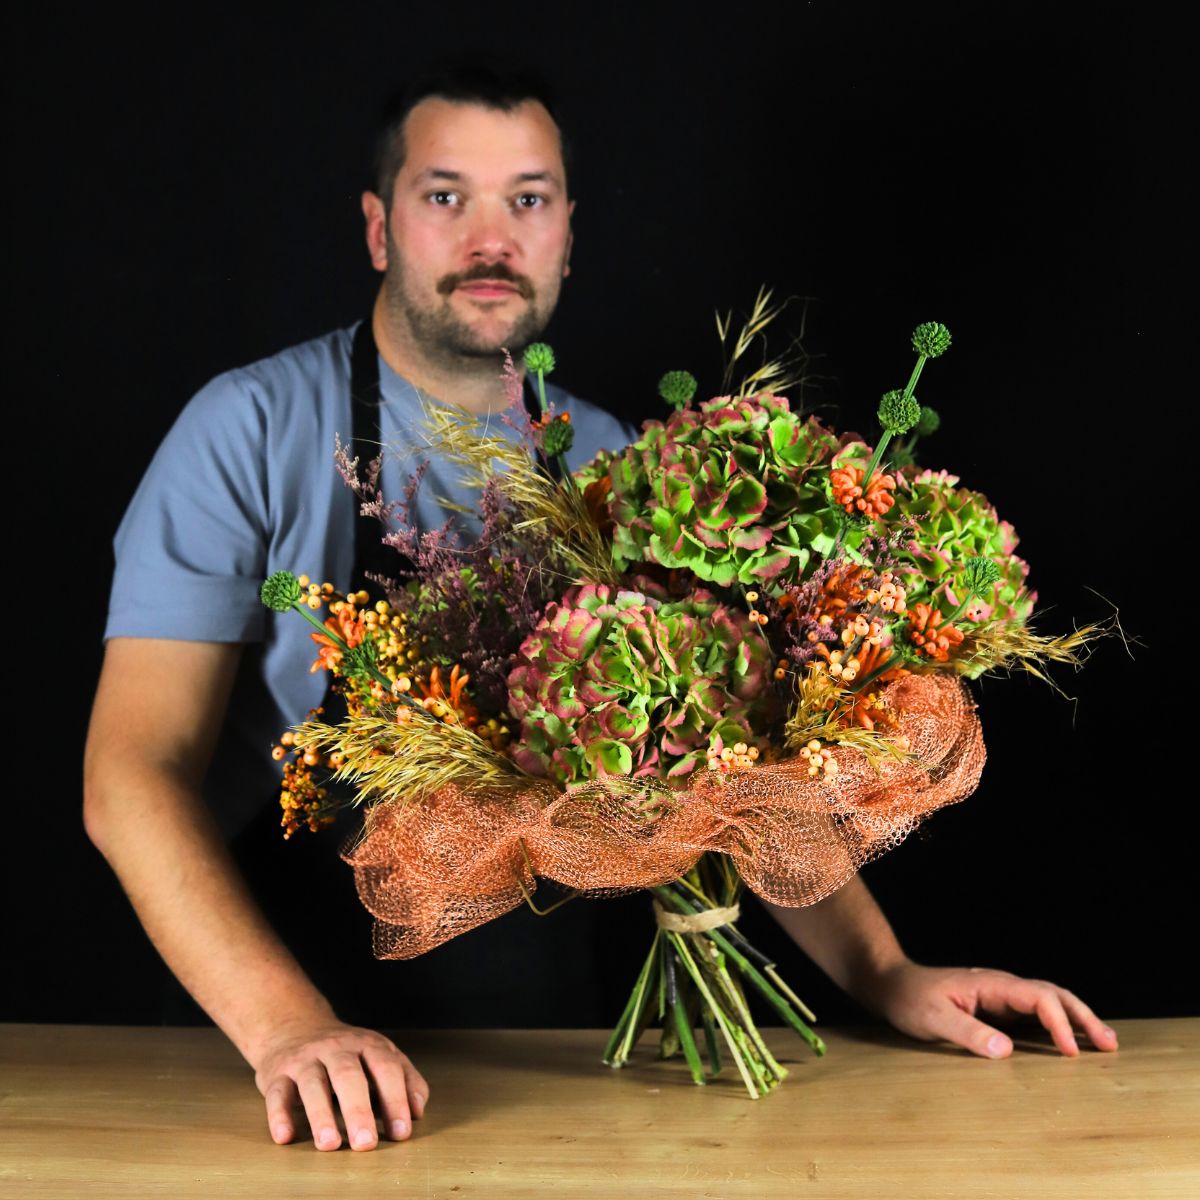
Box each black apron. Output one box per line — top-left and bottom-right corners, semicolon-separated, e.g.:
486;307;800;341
165;321;648;1029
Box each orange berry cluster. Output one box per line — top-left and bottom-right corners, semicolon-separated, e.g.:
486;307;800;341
865;572;907;615
744;590;769;627
798;739;839;780
706;738;761;772
274;729;337;838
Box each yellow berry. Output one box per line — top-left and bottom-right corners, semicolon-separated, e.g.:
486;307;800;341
298;574;310;588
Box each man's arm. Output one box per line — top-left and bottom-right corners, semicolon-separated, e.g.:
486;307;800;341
761;876;1119;1057
83;637;429;1150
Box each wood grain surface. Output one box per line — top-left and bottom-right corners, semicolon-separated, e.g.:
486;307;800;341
2;1020;1196;1198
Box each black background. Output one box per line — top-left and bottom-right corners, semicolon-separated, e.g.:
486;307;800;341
10;2;1187;1031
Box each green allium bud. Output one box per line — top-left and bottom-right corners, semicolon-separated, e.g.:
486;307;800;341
260;570;302;612
523;342;556;374
916;405;941;437
963;555;1002;596
657;369;698;411
878;389;921;435
891;444;916;470
541;416;575;457
912;322;952;358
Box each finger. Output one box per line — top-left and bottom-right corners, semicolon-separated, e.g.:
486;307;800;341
985;980;1079;1056
363;1049;415;1140
928;999;1014;1059
324;1051;379;1151
1056;988;1120;1051
406;1060;431;1121
263;1075;299;1145
295;1066;342;1151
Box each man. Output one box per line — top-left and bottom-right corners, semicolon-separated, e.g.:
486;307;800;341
83;66;1118;1156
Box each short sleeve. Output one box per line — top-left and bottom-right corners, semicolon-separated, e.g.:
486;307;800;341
104;370;272;643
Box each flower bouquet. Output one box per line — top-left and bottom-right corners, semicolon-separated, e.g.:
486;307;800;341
261;298;1103;1098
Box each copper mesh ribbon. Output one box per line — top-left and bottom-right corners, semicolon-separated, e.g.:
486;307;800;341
342;673;986;959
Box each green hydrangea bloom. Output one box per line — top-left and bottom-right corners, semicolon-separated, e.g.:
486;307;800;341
598;394;843;587
506;578;773;785
892;469;1036;674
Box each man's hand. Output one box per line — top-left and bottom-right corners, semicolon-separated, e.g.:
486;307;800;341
761;879;1119;1059
253;1020;429;1151
863;961;1120;1058
85;638;432;1151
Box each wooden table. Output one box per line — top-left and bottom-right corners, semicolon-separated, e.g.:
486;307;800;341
2;1020;1196;1198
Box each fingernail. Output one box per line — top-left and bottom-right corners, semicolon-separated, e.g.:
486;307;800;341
318;1127;339;1149
986;1034;1009;1057
272;1124;290;1143
391;1118;409;1138
1103;1026;1119;1044
352;1128;375;1150
413;1093;426;1118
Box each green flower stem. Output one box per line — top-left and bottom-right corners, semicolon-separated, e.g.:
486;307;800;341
860;353;928;491
902;354;929;407
765;966;818;1024
942;589;981;628
532;364;572;482
858;435;896;502
669;931;760;1099
290;596;352;646
702;1007;723;1075
653;886;825;1055
656;935;667;1022
702;940;786;1083
603;931;660;1067
671;987;707;1085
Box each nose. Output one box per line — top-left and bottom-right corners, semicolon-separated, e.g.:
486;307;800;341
465;198;517;263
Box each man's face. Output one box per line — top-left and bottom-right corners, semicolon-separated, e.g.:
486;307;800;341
371;97;574;365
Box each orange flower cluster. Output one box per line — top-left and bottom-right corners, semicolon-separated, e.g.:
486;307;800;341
830;464;897;518
417;664;479;727
907;603;965;662
310;601;366;673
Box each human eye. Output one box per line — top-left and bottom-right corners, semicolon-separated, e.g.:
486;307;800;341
427;190;461;207
515;193;547;210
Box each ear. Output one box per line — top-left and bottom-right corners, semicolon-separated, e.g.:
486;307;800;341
562;199;576;278
362;191;388;273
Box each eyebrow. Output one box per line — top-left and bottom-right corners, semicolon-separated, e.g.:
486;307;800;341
411;167;562;189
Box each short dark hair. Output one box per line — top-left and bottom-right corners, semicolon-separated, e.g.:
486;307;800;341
371;63;573;211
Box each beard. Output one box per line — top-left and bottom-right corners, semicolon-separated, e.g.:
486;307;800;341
381;229;561;367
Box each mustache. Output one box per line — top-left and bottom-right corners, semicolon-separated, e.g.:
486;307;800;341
437;262;534;299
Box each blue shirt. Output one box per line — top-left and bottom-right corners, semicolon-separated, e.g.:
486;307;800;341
104;322;636;834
